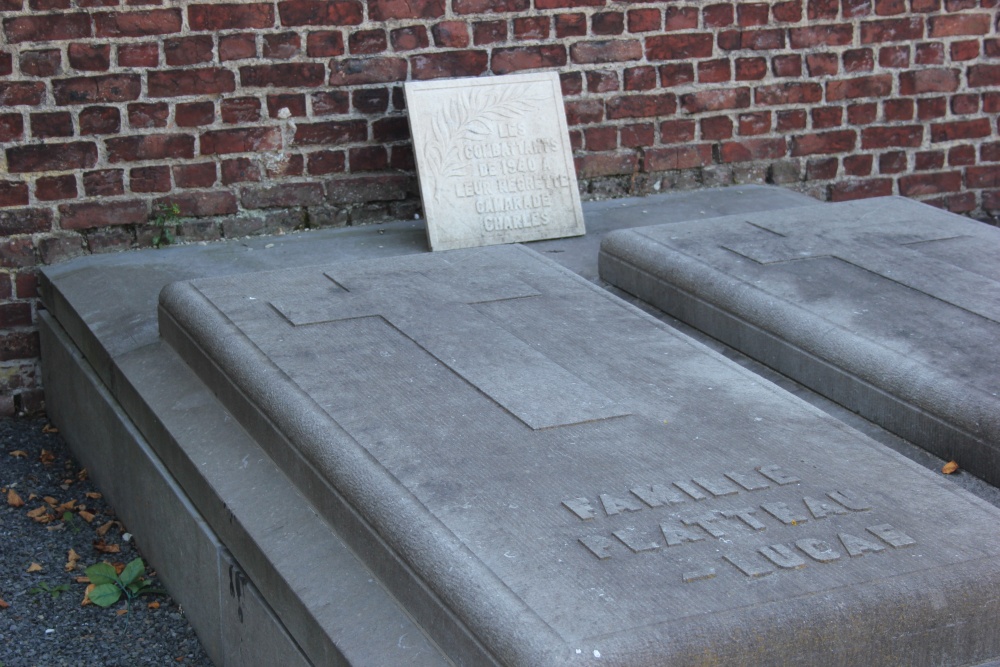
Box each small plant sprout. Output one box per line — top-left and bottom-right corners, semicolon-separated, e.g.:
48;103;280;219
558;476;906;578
151;202;181;248
85;558;164;613
29;581;71;599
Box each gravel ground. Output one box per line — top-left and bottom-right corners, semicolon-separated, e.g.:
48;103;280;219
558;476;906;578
0;417;212;667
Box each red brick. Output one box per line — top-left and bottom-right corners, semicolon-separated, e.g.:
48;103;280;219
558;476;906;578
859;17;923;42
83;169;123;196
808;0;838;18
900;171;962;195
119;43;159;67
30;112;73;138
492;45;566;74
307;150;346;175
982;142;1000;162
574;151;636;178
623;66;656;90
349;29;387;53
738;2;769;25
966;165;1000;188
899;68;959;94
7;141;96;172
842;154;873;176
878;151;907;173
0;238;36;269
646;34;714;60
790;25;853;48
292;119;366;145
221;158;260;184
4;13;90;42
681;87;749;113
791;130;856;156
107;134;194;162
875;0;905;12
984;92;1000;113
950;39;980;60
514;16;550;40
94;9;182;37
701;116;733;140
264;32;300;58
411;50;487;79
267;93;306;117
986;38;1000;58
221;97;261;123
736;29;785;50
582;126;615;152
472;20;506;45
777;109;807;131
0;331;39;359
68;43;110;71
128;102;168;128
698;59;731;83
703;3;734;27
312;90;349;115
771;54;802;77
571;40;642;64
879;45;910;67
0;82;45;106
917;97;947;119
620;123;654;148
928;13;990;36
390;25;427;50
738;111;771;135
721;137;786;162
241;63;325;88
432;21;470;48
915;42;945;64
812;106;842;128
644;145;713;171
53;75;140;106
830;178;893;201
241;182;324;208
19;49;61;77
659;63;695;87
553;13;585;38
755;82;822;105
564;99;603;125
329;56;408;84
826;74;892;100
914;150;945;170
129;165;169;193
930;118;991;142
172;162;217;188
627;8;659;32
843;48;874;72
660;119;696;143
60;199;147;229
883;98;914;121
951;93;979;115
607;93;676;119
806;53;839;76
843;0;872;16
0;115;22;143
176;101;215;126
664;6;699;31
735;57;767;80
0;183;29;209
148;68;235;97
847;102;877;125
969;64;1000;87
219;34;257;60
347;146;386;171
369;0;443;20
373;116;408;142
162;36;212;66
585;71;616;95
352;88;388;114
592;11;624;35
948;144;976;166
861;125;923;148
158;191;237;218
190;3;275;29
773;0;803;21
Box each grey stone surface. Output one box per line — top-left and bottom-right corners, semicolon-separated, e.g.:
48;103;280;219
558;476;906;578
159;244;1000;666
405;72;584;250
599;196;1000;486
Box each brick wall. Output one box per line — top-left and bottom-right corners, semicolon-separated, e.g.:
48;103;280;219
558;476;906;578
1;0;998;414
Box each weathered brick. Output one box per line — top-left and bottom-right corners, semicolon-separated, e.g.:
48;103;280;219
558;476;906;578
514;16;550;39
0;182;29;209
329;56;407;85
165;35;214;66
843;154;873;176
369;0;444;20
570;39;642;64
968;64;1000;87
620;123;654;148
879;45;910;67
241;63;325;88
576;151;638;178
241;182;324;208
220;34;257;61
915;42;945;65
812;106;842;128
190;3;275;30
646;34;714;60
789;25;853;48
829;178;893;201
592;11;623;35
0;207;49;235
77;106;118;135
607;93;676;119
4;13;90;42
264;32;301;58
148;68;236;97
927;13;990;36
660;119;696;143
701;116;733;140
948;144;976;167
843;48;874;72
0;331;39;360
806;52;838;76
128;102;169;128
564;99;603;125
698;59;731;83
735;57;767;80
930;118;991;142
129;165;171;193
966;166;1000;188
221;158;260;184
493;45;566;74
720;137;788;163
326;173;413;202
201;127;282;155
53;74;140;105
373;116;409;142
739;111;771;135
59;199;147;229
554;13;586;38
914;150;945;171
861;125;923;148
157;191;237;218
0;237;36;268
859;17;923;43
681;87;749;113
306;30;344;57
94;9;182;37
292;119;366;145
68;43;111;71
703;3;734;27
847;103;877;125
899;171;962;195
826;74;892;100
755;82;823;105
176;101;215;127
267;94;306;118
664;6;699;31
30;112;73;138
472;20;506;45
950;93;979;115
35;175;76;201
899;68;960;94
0;82;45;106
221;97;261;124
352;88;388;114
627;8;659;32
431;22;468;48
20;49;61;77
308;150;346;175
411;50;487;79
623;66;656;91
587;70;618;93
917;97;947;119
83;169;124;196
173;162;217;188
107;134;194;162
8;141;96;173
644;145;713;171
349;146;388;171
883;98;914;121
790;130;857;156
772;54;802;77
118;43;159;68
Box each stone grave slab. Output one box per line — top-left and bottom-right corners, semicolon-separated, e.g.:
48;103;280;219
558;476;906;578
599;196;1000;488
158;244;1000;666
405;72;584;251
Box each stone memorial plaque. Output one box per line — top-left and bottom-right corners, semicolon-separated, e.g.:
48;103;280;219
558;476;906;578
600;196;1000;487
405;72;585;251
159;245;1000;666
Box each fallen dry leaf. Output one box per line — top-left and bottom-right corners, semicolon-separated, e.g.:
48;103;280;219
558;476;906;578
942;460;960;474
96;520;115;536
9;450;27;458
93;540;120;554
42;424;59;434
26;562;43;573
0;598;9;609
78;510;96;523
43;496;58;506
85;492;102;500
39;449;55;465
65;548;81;572
56;499;77;513
75;576;90;584
82;583;94;606
116;609;128;616
77;468;88;481
112;562;126;575
7;488;24;508
147;601;160;610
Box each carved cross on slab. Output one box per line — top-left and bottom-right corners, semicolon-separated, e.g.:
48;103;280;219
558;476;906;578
271;265;628;431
